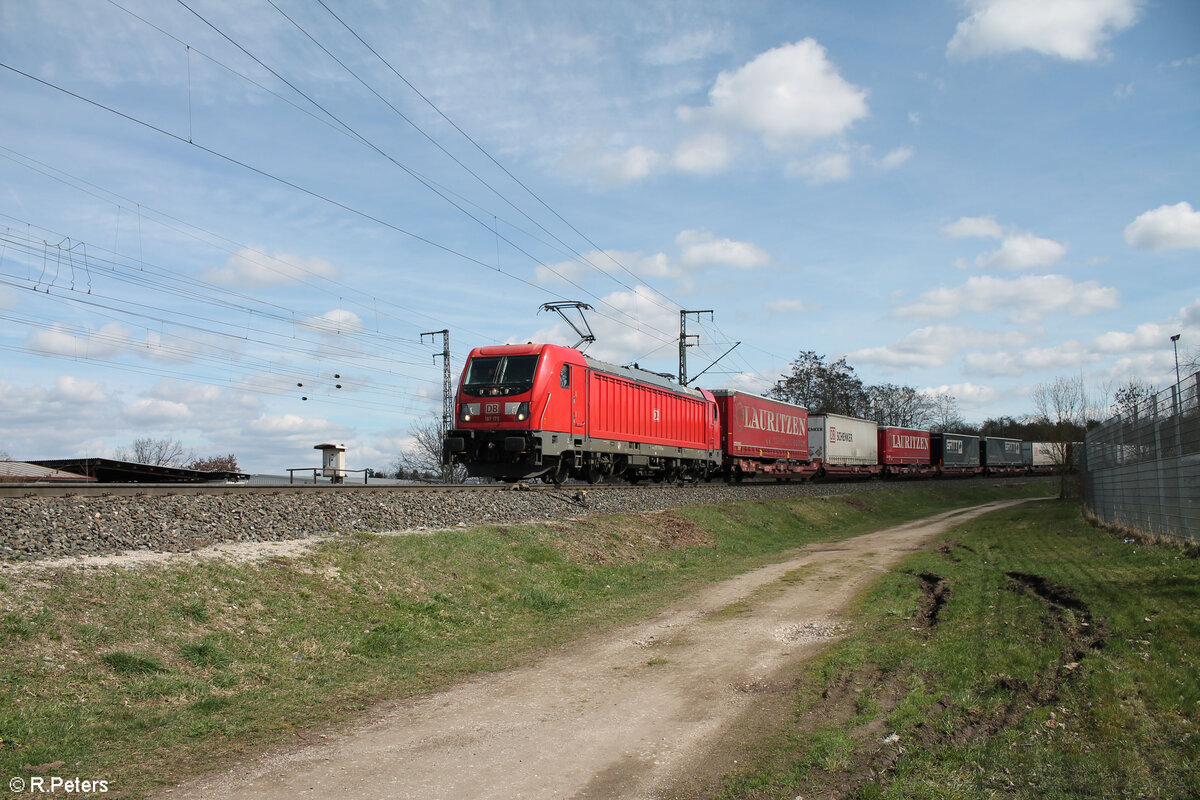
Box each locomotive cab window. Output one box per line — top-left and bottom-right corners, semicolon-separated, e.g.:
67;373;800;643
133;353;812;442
560;365;570;388
462;355;539;397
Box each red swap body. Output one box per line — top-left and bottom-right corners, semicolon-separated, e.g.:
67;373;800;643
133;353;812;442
711;390;816;481
445;344;720;483
877;426;936;478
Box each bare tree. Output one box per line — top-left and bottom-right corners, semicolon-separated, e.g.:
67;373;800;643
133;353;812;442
113;437;193;467
392;418;469;483
929;392;967;432
0;449;12;461
867;383;936;428
187;454;241;473
1112;378;1155;418
1180;344;1199;377
1031;375;1092;499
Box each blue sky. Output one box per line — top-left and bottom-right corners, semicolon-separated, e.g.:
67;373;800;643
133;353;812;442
1;0;1197;473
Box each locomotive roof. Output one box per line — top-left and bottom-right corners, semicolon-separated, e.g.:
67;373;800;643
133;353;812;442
581;353;707;398
465;343;707;399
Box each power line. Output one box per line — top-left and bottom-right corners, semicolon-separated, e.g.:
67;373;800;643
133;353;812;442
170;0;682;340
311;0;686;312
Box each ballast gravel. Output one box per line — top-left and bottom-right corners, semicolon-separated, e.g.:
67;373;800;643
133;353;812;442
0;479;1035;562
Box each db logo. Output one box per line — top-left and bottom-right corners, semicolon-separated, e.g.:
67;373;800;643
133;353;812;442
829;427;836;443
485;403;499;414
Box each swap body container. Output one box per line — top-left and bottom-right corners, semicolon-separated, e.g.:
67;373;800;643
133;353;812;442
931;433;982;476
710;390;815;480
877;426;936;477
981;436;1025;474
808;414;879;477
1023;441;1059;474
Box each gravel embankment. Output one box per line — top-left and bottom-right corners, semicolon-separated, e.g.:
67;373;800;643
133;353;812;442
0;479;1041;562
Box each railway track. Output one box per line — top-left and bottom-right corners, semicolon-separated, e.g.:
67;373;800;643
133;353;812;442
0;478;713;500
1;476;1053;563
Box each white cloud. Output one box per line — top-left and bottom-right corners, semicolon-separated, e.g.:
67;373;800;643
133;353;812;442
895;274;1119;323
26;322;131;359
1123;202;1200;251
943;217;1066;271
676;230;771;270
560;142;663;185
790;152;853;184
678;39;868;146
528;285;678;365
965;341;1096;375
922;381;999;407
764;298;808;313
879;147;914;170
975;232;1067;271
943;215;1005;239
205;248;340;287
850;325;1020;369
947;0;1143;61
53;375;109;404
301;309;364;335
535;249;680;285
643;28;730;66
123;397;191;427
672;133;736;174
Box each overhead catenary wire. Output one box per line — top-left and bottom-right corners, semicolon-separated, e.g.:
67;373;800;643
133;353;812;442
0;58;680;353
305;0;686;316
168;0;682;342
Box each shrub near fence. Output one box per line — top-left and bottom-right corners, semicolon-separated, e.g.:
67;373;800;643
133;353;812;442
1082;372;1199;543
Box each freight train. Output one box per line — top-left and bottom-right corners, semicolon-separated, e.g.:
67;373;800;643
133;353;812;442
443;343;1061;484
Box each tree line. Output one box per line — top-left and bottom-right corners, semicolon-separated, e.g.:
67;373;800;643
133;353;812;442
768;350;970;431
766;350;1163;443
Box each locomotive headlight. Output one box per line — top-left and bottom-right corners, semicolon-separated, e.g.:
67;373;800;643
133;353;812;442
503;402;530;421
460;403;480;422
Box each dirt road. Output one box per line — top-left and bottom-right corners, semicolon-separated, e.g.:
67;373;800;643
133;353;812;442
169;500;1032;800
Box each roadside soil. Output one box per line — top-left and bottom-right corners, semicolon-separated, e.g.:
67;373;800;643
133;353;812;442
164;499;1036;800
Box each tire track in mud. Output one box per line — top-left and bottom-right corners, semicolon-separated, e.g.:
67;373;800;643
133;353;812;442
771;555;1108;800
163;500;1035;800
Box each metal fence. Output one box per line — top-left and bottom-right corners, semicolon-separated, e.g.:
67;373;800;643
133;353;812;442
1082;372;1199;543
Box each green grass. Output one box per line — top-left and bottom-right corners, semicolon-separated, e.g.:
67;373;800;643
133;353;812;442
0;482;1049;798
712;499;1200;800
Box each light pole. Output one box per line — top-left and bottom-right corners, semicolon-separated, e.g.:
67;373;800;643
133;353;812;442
1171;333;1181;386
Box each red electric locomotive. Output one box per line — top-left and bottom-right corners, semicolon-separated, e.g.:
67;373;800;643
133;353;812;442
444;343;721;483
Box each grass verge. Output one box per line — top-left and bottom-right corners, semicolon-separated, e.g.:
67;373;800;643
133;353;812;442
0;481;1048;797
709;498;1200;800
